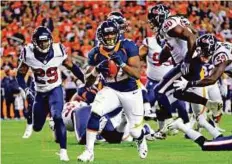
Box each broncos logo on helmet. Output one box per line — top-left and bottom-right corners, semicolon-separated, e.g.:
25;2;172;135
97;20;120;50
196;34;217;57
107;11;128;34
148;4;170;32
32;26;53;54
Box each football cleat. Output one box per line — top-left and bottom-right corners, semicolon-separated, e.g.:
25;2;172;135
77;149;94;162
160;118;179;135
22;124;33;139
153;131;166;140
59;149;69;162
135;137;148;159
143;123;156;141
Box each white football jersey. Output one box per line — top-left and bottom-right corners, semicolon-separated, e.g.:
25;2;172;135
20;43;67;92
62;101;88;131
160;16;192;64
211;42;232;78
142;36;173;81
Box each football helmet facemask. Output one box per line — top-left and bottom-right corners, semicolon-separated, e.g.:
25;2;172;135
32;26;53;54
148;4;170;32
196;34;217;58
97;20;120;50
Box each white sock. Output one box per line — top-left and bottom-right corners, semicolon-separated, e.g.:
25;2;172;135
86;130;97;152
60;149;67;154
176;121;202;140
198;115;221;139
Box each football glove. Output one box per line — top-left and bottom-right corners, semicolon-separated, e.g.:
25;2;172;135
110;51;126;68
180;62;190;75
25;87;35;103
173;77;191;91
96;59;109;73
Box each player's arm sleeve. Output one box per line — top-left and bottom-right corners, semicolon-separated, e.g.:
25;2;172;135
124;40;139;58
61;44;85;83
87;48;98;66
16;48;29;90
59;43;68;60
121;40;141;79
139;38;149;60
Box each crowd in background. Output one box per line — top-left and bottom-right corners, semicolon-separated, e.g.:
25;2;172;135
1;1;232;119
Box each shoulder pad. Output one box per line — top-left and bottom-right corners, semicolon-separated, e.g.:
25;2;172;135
161;17;179;33
212;52;229;66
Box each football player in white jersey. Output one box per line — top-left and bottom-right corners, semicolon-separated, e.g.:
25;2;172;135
16;26;84;161
201;63;224;130
139;36;189;136
174;34;232;100
77;20;147;162
148;5;222;139
168;118;232;151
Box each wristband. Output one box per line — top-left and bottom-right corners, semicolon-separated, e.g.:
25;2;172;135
120;63;126;68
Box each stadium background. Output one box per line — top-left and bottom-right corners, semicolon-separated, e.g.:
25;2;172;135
1;1;232;119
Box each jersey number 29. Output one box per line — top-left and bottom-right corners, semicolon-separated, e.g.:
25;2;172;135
33;67;58;84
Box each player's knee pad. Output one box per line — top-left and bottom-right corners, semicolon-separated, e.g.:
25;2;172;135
87;112;101;131
129;127;143;139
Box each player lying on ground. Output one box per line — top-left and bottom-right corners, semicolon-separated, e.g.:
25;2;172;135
168;118;232;151
57;101;155;144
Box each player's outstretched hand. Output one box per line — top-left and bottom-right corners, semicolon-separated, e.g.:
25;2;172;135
173;77;189;91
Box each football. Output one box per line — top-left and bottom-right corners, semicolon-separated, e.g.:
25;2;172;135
108;60;119;77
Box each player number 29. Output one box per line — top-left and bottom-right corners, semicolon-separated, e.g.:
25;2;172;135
33;67;58;84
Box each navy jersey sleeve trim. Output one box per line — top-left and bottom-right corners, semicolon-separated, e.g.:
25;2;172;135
59;44;65;57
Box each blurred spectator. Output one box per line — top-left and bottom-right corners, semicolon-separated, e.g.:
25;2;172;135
1;1;231;61
1;67;20;119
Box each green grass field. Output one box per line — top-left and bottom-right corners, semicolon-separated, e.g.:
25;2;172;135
2;115;232;164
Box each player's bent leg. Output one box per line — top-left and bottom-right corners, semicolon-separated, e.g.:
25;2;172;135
119;89;148;159
78;87;121;162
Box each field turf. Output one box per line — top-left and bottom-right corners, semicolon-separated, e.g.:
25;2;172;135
1;115;232;164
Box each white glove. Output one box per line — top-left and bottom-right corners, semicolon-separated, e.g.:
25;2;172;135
173;77;189;91
180;62;190;75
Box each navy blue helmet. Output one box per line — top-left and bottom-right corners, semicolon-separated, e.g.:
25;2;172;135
196;34;217;57
148;4;170;32
97;20;120;49
32;26;53;53
107;11;128;33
